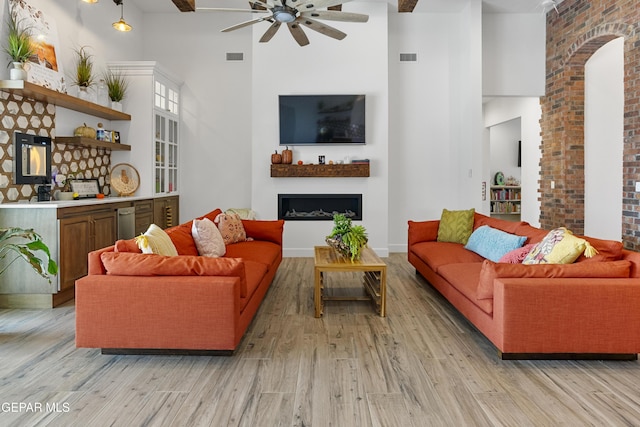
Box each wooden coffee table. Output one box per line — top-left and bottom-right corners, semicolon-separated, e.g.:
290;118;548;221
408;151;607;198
314;246;387;317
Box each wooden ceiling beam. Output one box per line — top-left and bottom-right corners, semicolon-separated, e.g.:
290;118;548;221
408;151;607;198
398;0;418;13
171;0;196;12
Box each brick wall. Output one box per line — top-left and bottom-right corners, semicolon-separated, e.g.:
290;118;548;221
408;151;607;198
541;0;640;249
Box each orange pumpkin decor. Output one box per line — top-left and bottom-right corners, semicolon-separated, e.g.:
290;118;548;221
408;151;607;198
271;150;282;164
281;146;293;164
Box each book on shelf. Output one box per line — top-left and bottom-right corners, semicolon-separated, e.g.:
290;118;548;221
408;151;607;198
350;159;370;164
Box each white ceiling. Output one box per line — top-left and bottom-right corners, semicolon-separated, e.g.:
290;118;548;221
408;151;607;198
128;0;564;14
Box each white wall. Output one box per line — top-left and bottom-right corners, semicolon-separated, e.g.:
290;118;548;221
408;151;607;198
140;11;254;220
482;13;545;96
584;37;623;240
484;97;542;226
251;2;388;257
489;117;521;183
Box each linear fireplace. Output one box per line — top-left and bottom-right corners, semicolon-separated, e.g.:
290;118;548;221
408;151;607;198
278;194;362;221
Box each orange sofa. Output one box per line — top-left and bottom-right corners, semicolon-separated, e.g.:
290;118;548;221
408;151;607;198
75;208;284;354
408;212;640;360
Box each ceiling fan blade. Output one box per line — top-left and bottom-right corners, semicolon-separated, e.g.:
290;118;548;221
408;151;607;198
248;0;271;10
287;22;310;46
300;10;368;22
197;7;268;13
293;0;349;12
298;17;346;40
221;16;269;32
260;21;282;42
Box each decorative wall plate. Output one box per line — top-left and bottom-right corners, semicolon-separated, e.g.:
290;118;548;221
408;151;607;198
494;171;505;186
110;163;140;196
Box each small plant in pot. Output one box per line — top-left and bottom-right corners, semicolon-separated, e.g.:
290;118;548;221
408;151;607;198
72;46;94;100
326;213;368;261
103;68;128;111
0;228;57;284
3;14;34;80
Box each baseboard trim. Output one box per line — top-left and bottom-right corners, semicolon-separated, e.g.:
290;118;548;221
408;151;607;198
101;348;234;356
499;352;638;361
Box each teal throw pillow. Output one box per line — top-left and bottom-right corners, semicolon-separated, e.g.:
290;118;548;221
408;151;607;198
464;225;527;262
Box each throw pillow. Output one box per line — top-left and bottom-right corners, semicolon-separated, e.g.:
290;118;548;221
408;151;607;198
135;224;178;256
498;243;536;263
215;212;251;245
226;208;256;220
464;225;527;262
477;259;631;300
100;252;248;297
192;218;226;257
437;208;475;245
522;227;598;265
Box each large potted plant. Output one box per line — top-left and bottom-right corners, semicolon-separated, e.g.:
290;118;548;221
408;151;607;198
72;46;94;101
326;213;368;261
3;14;34;80
0;228;57;283
103;68;128;111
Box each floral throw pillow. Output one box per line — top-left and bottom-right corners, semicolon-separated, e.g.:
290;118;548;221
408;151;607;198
522;227;598;265
214;212;251;245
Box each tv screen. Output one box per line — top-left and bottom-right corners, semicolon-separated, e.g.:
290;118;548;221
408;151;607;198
279;94;365;145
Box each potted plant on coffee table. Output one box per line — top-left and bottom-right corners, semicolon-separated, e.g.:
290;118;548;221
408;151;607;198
3;14;34;80
326;213;368;261
0;228;57;283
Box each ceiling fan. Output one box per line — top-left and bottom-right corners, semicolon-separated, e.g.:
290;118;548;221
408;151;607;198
196;0;369;47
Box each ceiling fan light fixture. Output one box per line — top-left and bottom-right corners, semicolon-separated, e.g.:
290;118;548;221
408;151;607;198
273;6;297;23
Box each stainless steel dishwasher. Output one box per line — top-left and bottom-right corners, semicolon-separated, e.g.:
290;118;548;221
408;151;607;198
117;206;136;240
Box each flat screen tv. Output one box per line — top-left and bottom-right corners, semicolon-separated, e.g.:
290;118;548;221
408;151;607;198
279;94;365;145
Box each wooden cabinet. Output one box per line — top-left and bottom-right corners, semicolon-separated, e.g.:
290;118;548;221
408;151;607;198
57;207;117;306
0;195;178;308
154;195;179;229
134;199;154;235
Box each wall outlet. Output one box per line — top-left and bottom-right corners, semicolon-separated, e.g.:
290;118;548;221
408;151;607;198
551;181;555;189
636;182;640;192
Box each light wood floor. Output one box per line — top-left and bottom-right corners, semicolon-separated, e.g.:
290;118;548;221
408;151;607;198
1;253;640;426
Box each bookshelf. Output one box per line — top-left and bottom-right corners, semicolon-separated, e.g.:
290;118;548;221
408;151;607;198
490;186;521;220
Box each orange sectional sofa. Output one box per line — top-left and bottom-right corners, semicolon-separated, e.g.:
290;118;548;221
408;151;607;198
75;208;284;354
408;212;640;360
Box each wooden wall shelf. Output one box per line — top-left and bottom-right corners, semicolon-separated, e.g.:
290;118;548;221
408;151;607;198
55;136;131;151
0;80;131;121
271;163;370;178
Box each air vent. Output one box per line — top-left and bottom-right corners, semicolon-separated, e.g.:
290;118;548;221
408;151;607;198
400;53;417;62
226;52;244;61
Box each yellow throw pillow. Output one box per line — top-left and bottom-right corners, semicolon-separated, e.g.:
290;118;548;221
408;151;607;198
437;208;475;245
522;227;598;265
135;224;178;256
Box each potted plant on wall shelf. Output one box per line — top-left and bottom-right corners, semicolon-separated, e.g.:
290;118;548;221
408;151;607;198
72;46;94;101
103;68;128;111
326;213;368;261
0;228;57;283
2;14;34;80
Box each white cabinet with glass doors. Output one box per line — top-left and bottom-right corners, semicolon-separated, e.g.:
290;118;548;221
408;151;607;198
108;61;182;197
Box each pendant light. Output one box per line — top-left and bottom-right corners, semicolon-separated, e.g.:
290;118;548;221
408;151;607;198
112;0;132;32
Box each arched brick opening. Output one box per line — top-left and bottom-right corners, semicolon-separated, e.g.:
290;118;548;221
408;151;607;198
540;1;640;249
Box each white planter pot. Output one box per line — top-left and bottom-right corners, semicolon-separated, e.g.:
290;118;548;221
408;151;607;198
9;62;27;80
111;101;123;112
